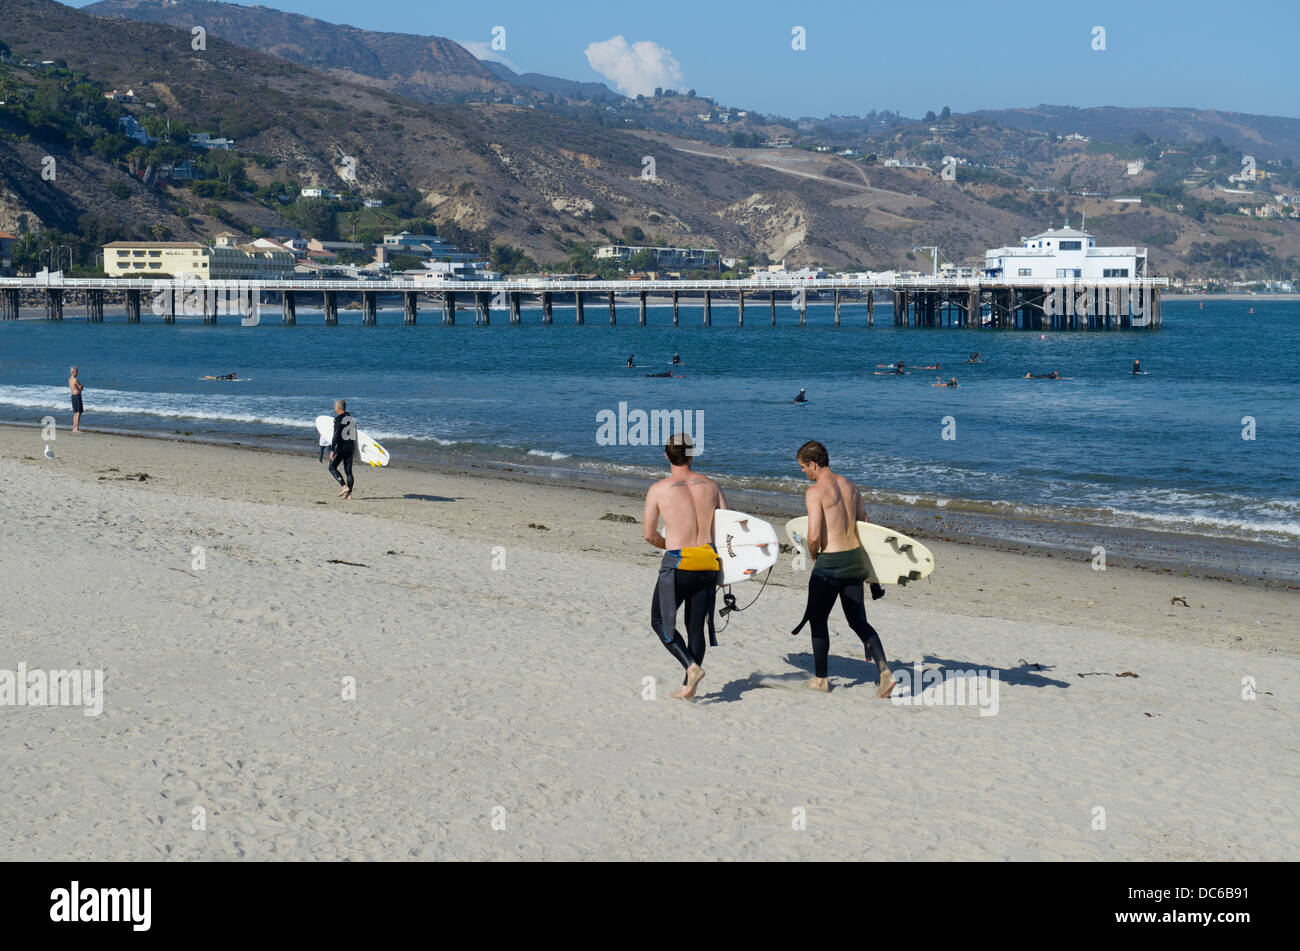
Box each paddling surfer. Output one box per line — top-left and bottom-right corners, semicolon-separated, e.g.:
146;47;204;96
791;440;894;696
643;432;726;699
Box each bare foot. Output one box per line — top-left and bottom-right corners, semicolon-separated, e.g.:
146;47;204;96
806;677;830;692
875;665;895;699
671;664;705;699
337;486;349;498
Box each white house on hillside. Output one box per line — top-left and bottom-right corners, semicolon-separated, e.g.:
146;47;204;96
984;226;1147;281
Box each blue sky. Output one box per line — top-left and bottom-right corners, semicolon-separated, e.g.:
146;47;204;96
72;0;1300;119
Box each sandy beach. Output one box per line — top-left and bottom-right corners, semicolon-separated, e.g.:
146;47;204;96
0;422;1296;861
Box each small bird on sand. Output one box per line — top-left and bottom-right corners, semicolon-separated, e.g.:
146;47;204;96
43;445;55;461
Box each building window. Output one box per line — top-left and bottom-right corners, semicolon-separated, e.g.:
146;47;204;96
1018;268;1031;276
1059;240;1082;250
1103;268;1129;278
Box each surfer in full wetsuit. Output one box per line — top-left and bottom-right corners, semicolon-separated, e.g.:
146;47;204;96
328;399;356;500
643;432;726;700
626;355;635;368
794;388;808;403
1132;359;1142;374
791;440;893;696
672;353;683;365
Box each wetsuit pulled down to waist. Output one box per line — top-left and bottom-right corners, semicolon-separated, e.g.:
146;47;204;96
650;545;719;680
792;545;888;679
664;544;722;572
811;545;871;582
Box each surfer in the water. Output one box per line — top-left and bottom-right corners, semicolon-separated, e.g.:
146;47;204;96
1132;359;1142;374
794;388;808;404
1025;371;1060;379
328;399;356;500
642;432;725;700
626;355;635;368
672;353;683;366
203;371;238;380
791;440;893;696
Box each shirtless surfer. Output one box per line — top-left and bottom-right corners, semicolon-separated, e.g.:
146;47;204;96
642;432;726;699
68;367;84;433
790;440;894;696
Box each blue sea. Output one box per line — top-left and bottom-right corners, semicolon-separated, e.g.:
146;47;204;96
1;297;1297;552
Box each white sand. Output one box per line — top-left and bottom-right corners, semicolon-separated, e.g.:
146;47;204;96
0;426;1296;860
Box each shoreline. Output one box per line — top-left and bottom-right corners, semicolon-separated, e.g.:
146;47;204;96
4;419;1296;592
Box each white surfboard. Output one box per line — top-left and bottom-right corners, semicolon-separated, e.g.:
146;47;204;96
314;415;390;468
785;516;935;585
713;510;780;585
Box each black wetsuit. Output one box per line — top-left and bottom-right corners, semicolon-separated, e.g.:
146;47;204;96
792;547;888;679
650;546;718;683
328;412;356;490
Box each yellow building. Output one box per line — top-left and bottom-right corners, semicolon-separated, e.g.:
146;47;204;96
103;241;209;278
102;235;295;281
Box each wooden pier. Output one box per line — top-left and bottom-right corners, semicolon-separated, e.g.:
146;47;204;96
0;277;1165;329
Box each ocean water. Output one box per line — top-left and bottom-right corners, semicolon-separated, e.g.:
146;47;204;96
1;298;1297;549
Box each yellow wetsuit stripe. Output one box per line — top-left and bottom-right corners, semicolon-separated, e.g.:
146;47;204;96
674;544;721;572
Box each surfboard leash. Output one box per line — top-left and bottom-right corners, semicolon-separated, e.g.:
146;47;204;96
714;566;773;634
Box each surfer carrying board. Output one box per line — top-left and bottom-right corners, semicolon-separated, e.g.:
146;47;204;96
791;440;894;697
327;399;357;500
642;432;726;700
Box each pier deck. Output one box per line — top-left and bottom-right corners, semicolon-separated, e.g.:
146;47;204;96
0;276;1166;329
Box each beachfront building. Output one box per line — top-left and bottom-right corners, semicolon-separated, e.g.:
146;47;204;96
410;261;502;281
102;236;295;280
379;232;476;262
984;226;1147;281
209;233;295;280
594;244;720;270
748;262;828;283
103;241;210;277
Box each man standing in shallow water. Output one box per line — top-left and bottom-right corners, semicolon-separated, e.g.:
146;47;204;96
642;432;726;699
791;440;894;696
68;367;84;433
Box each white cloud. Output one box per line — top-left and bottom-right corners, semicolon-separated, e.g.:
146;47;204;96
584;36;684;98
